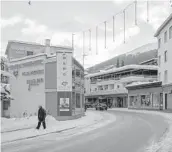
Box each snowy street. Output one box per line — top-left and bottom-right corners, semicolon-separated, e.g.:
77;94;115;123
2;109;171;152
1;111;116;143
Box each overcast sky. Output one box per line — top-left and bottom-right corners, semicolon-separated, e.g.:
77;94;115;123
1;0;172;68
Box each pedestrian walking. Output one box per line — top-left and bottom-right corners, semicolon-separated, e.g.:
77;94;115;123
36;106;46;130
85;104;87;112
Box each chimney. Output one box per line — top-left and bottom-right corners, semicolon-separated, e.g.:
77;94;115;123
45;39;50;46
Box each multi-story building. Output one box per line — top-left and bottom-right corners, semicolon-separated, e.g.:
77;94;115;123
85;64;158;108
5;39;84;120
154;13;172;110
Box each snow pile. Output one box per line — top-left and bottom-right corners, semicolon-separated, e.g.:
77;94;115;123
1;111;113;143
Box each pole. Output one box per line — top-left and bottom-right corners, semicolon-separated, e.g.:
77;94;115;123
83;31;85;68
72;33;74;49
147;1;149;22
135;0;137;25
105;21;106;48
123;10;126;44
96;26;98;55
113;16;115;42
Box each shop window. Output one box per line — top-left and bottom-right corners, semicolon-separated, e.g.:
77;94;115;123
27;51;33;56
3;101;10;110
76;93;80;108
141;95;151;107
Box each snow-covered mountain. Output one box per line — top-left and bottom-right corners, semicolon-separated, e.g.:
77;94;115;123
87;43;158;74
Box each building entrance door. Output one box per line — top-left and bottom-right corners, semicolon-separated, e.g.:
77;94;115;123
165;93;168;109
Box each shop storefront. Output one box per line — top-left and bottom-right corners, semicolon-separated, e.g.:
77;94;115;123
126;81;163;110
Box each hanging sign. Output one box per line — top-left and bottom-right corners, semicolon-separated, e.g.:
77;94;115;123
56;52;72;92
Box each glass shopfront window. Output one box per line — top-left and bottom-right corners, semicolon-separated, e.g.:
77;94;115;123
141;95;151;107
129;96;138;107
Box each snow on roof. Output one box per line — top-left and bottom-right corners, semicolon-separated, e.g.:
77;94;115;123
126;81;161;88
125;43;157;56
140;58;157;64
9;53;47;63
85;64;158;78
5;40;73;55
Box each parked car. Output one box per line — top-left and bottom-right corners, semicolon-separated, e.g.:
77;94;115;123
85;102;92;108
95;103;108;111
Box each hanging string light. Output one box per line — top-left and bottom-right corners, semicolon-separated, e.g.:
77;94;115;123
123;10;126;44
104;21;107;48
72;33;74;50
89;29;91;51
96;26;98;55
113;16;115;42
83;31;85;67
147;0;149;22
135;0;137;25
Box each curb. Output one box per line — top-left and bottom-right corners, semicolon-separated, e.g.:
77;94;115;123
2;127;76;144
2;112;108;144
1;126;34;133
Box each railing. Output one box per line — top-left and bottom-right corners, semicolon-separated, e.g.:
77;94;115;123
85;88;128;96
90;74;157;84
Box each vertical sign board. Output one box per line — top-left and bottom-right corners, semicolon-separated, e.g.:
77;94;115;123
56;51;72;116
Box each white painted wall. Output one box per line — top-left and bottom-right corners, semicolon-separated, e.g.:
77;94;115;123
157;18;172;85
9;55;46;117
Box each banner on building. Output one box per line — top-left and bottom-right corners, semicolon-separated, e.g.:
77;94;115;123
56;52;72;92
59;98;70;111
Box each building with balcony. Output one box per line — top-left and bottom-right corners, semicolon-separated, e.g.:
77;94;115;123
6;40;84;120
85;64;158;108
154;13;172;110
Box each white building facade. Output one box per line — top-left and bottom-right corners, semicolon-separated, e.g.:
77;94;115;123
5;40;85;120
155;13;172;110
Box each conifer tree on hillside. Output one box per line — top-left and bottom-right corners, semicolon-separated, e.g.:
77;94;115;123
116;58;120;68
121;60;125;67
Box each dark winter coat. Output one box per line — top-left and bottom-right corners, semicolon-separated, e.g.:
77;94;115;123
38;107;46;121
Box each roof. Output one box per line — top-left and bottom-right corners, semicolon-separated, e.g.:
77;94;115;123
126;81;162;90
5;40;73;55
85;64;158;78
154;13;172;37
140;58;157;65
8;52;84;71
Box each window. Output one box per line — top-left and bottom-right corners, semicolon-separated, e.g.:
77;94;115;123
169;26;172;39
164;50;167;62
164;31;167;43
158;55;161;66
3;101;10;110
159;72;161;81
158;38;161;48
27;51;33;56
164;70;168;83
76;93;80;108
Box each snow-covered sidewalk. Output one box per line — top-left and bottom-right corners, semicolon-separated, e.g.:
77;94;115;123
1;111;115;143
109;108;172;152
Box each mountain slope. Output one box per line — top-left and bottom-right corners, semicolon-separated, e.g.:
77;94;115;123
86;43;157;74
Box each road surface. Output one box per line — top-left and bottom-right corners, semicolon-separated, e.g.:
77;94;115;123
2;110;168;152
